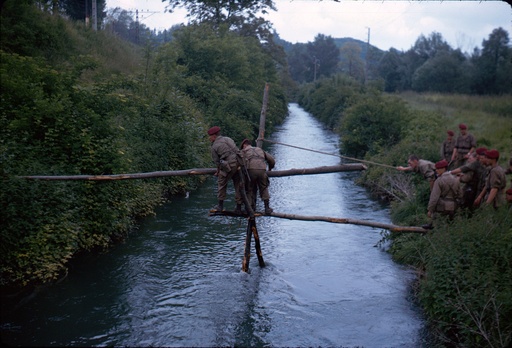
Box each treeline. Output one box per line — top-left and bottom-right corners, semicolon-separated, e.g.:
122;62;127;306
283;28;511;95
296;76;512;346
0;1;288;287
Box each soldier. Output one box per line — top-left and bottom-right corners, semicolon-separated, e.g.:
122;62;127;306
451;123;476;168
240;139;276;214
448;147;487;210
506;188;512;205
440;130;455;165
208;126;243;213
474;149;507;209
425;159;462;229
396;155;436;191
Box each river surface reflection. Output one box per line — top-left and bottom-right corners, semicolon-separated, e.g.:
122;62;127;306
1;103;427;347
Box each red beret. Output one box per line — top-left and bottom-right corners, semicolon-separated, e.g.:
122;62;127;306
447;130;454;136
476;147;488;155
207;126;221;135
435;159;449;169
506;188;512;195
485;149;499;159
459;123;467;130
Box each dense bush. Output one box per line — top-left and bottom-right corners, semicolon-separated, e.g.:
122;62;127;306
1;2;287;287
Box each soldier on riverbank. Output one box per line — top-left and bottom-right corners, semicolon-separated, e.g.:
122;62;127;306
396;155;436;191
448;147;487;210
451;123;476;168
240;139;276;214
474;149;507;209
440;130;455;166
208;126;243;213
425;159;462;229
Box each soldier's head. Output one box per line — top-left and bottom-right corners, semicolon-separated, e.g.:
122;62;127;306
407;155;419;169
207;126;221;142
447;130;454;140
484;149;500;165
240;139;251;150
459;123;467;135
476;147;488;163
506;188;512;204
435;159;449;175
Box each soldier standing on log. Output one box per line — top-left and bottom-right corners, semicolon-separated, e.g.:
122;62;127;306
208;126;243;213
240;139;275;214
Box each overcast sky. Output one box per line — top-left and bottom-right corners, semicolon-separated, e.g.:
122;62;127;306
106;0;511;52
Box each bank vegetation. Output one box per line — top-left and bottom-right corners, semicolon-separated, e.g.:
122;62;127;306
297;77;512;347
0;1;288;287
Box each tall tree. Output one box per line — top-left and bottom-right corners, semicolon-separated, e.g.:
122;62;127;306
164;0;274;35
339;41;365;82
378;48;407;92
306;34;340;82
471;27;512;94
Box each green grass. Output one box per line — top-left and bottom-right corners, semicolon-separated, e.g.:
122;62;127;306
397;92;512;166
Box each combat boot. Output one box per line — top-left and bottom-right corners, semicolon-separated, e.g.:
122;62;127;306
214;200;224;211
264;200;273;214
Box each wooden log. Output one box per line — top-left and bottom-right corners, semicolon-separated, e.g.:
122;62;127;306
16;164;366;181
242;219;252;272
268;164;366;177
250;218;265;268
256;83;269;149
17;168;217;181
209;210;427;233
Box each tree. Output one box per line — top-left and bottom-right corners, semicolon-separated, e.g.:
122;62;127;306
305;34;340;82
378;48;407;92
471;27;512;94
59;0;107;25
412;50;470;93
339;41;365;82
164;0;275;36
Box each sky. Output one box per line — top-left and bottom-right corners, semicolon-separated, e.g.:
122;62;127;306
106;0;511;52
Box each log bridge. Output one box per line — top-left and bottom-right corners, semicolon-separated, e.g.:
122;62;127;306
16;83;429;273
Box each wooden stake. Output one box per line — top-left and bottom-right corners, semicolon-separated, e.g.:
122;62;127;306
256;83;269;149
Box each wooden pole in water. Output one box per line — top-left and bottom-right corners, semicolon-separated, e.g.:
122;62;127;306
256;83;269;149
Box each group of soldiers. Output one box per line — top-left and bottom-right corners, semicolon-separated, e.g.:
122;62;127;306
207;126;275;215
397;123;511;228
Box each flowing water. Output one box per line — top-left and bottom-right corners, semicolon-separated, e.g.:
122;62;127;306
1;103;428;347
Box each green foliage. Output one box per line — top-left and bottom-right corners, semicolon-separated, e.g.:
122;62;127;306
419;208;512;347
296;74;362;129
340;93;412;158
1;3;288;287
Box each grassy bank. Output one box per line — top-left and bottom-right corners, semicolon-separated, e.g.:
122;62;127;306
297;81;512;347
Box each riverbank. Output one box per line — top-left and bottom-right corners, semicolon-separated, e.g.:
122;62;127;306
296;81;512;347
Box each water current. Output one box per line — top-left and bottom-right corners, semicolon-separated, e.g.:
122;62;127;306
1;103;428;347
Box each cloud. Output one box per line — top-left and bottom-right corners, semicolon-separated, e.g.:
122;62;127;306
107;0;511;52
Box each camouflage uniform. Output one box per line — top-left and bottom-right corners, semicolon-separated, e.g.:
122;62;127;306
241;145;275;209
428;171;462;218
211;135;242;204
